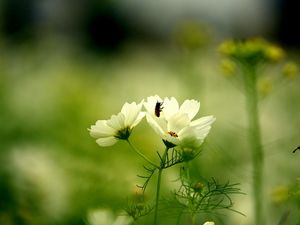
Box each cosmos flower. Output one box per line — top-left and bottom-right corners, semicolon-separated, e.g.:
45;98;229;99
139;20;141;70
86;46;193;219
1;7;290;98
89;101;145;147
144;96;215;149
203;222;215;225
87;208;133;225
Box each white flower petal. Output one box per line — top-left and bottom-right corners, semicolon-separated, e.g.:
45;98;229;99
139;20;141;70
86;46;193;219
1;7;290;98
144;95;163;115
179;137;202;149
168;113;190;133
121;102;131;117
96;137;118;147
87;209;133;225
179;99;200;120
203;222;215;225
113;216;133;225
190;116;216;128
126;104;136;124
121;102;139;127
131;112;145;128
178;125;211;148
178;126;196;138
178;127;200;146
121;102;135;123
146;114;165;137
163;97;179;120
89;120;116;138
106;113;125;130
194;126;211;139
87;209;114;225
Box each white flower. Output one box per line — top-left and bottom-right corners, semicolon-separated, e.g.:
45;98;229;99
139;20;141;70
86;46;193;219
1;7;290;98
89;101;145;146
144;96;215;149
87;208;133;225
203;222;215;225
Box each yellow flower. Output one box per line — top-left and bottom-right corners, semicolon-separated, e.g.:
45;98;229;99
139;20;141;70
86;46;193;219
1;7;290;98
175;21;210;50
220;59;236;76
258;79;272;97
219;38;284;66
282;62;298;79
271;186;289;204
265;45;284;62
218;40;236;56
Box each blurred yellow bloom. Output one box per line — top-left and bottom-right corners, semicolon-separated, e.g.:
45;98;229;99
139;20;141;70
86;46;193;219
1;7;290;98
218;40;236;56
219;38;285;66
271;186;289;204
258;79;272;97
220;59;236;76
265;45;284;62
282;62;298;79
175;21;210;50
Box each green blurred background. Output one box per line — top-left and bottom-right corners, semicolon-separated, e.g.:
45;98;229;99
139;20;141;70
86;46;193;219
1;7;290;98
0;0;300;224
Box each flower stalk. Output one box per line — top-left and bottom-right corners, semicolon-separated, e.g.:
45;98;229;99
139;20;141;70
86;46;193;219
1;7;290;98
243;66;266;225
154;147;169;225
218;38;287;225
191;213;197;225
127;140;158;168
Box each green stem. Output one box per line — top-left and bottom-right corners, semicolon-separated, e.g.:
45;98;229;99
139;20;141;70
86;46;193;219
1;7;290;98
175;211;183;225
154;147;168;225
184;163;196;225
126;140;158;168
191;214;196;225
185;162;191;181
243;66;266;225
154;168;163;225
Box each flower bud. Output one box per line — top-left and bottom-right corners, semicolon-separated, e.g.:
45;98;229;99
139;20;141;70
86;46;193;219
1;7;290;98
193;182;204;192
181;148;196;161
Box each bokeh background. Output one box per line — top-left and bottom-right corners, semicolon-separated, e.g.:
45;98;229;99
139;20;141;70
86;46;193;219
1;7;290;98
0;0;300;225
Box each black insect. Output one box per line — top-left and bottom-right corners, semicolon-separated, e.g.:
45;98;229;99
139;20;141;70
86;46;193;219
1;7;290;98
292;146;300;153
154;101;163;117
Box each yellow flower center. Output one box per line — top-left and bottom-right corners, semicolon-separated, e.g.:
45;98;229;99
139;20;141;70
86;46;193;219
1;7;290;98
168;131;178;137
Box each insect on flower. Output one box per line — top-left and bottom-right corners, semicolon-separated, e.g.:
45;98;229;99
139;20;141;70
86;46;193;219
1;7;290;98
292;146;300;153
154;101;163;117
